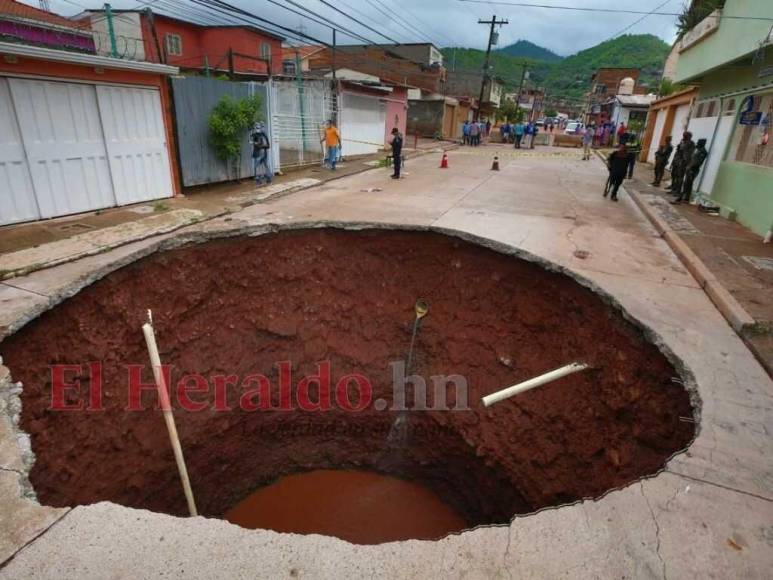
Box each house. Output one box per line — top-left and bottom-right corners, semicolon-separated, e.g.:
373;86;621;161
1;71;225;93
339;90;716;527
504;87;545;121
585;68;647;125
0;0;94;52
407;91;460;139
639;87;699;164
281;45;324;76
444;70;503;119
0;1;180;227
80;10;284;77
672;0;773;236
308;44;446;94
610;93;657;132
388;43;444;68
316;67;408;156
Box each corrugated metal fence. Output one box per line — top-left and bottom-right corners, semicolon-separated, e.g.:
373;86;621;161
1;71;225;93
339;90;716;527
170;76;268;187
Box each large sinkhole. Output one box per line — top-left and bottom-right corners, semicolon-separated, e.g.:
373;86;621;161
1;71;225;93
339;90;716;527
1;228;696;544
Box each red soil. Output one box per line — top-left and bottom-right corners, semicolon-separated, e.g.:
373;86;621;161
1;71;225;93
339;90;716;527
0;229;695;540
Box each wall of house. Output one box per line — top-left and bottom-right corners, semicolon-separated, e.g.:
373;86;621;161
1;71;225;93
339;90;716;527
674;0;773;84
200;28;282;75
384;86;407;142
0;55;181;194
407;99;444;137
711;161;773;236
89;11;144;60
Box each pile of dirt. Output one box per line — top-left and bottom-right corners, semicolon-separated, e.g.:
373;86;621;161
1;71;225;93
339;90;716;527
1;228;695;536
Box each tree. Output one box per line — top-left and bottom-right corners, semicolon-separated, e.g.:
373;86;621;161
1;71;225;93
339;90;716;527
208;94;263;179
677;0;725;38
544;108;558;118
496;100;526;123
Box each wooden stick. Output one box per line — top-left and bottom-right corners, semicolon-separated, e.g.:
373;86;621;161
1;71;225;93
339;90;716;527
142;314;198;517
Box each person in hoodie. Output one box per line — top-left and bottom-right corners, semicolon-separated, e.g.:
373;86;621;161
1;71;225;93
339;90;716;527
250;122;271;185
605;144;629;202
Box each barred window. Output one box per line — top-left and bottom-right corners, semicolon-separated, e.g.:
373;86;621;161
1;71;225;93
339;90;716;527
165;33;182;57
724;98;736;115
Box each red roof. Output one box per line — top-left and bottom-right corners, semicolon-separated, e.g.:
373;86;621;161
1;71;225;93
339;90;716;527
0;0;84;30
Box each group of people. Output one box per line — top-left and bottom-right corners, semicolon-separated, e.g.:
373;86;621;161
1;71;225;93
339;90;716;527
500;121;540;149
652;131;708;204
604;130;708;204
461;120;491;146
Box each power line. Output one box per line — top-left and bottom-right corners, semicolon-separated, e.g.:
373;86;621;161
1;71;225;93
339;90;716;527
313;0;401;44
605;0;675;41
456;0;773;20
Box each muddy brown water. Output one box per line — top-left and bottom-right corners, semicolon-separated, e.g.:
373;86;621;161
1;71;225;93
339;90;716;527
225;469;467;544
0;228;696;542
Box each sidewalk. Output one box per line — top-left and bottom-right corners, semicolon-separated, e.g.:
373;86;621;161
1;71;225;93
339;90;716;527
0;144;447;280
623;160;773;376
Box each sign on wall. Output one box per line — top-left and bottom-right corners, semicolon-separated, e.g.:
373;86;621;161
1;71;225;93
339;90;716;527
739;95;762;126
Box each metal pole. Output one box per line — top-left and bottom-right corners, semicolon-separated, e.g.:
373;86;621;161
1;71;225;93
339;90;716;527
296;50;307;161
104;3;118;58
332;28;337;81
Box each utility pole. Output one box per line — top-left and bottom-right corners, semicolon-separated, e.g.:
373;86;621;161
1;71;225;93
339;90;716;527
475;14;508;121
332;28;337;81
513;62;528;123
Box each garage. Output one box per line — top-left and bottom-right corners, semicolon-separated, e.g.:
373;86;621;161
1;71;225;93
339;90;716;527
0;77;174;226
340;90;386;157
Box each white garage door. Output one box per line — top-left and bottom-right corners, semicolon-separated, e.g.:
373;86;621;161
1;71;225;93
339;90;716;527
0;77;173;227
0;78;38;225
341;92;386;156
96;85;173;205
9;78;116;220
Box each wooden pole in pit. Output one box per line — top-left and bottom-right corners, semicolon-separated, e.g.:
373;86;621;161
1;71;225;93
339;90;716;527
142;310;198;517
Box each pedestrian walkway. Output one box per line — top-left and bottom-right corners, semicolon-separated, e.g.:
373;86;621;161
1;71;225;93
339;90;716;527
0;146;442;280
623;161;773;376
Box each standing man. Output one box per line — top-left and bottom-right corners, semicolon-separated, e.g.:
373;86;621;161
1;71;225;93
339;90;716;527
321;119;341;170
389;127;404;180
625;133;642;179
652;136;673;187
523;122;533;149
469;120;480;146
673;138;708;204
606;144;629;202
462;120;470;145
616;122;627;145
531;122;539;148
485;119;492;139
514;121;524;148
668;132;695;193
581;124;594;160
250;122;272;185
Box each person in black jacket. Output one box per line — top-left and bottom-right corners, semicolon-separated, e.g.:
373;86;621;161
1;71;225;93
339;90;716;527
652;136;673;187
605;144;629;202
389;127;404;179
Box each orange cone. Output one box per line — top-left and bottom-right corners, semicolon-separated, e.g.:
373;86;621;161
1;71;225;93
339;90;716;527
440;151;449;169
491;155;500;171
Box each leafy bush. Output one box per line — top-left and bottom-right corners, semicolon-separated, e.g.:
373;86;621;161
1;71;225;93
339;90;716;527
208;94;263;165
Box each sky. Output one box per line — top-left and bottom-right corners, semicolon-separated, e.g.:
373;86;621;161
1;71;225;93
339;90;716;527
26;0;684;56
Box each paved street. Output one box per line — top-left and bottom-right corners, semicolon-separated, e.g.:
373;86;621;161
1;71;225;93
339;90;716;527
2;143;771;579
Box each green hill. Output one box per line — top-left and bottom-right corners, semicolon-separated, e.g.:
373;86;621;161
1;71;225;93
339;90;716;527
442;34;669;106
497;40;562;62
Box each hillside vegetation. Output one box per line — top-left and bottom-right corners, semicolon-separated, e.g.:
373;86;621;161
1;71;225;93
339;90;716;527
496;40;562;62
442;34;670;104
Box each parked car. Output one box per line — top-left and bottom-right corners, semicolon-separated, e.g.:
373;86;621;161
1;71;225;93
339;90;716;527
565;121;581;134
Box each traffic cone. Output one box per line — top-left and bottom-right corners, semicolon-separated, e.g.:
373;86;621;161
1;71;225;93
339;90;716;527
491;155;500;171
440;151;449;169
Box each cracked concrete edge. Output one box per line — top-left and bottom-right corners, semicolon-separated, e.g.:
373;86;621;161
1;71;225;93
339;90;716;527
0;365;35;499
0;218;704;527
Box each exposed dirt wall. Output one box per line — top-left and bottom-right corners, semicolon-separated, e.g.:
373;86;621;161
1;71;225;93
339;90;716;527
0;229;695;526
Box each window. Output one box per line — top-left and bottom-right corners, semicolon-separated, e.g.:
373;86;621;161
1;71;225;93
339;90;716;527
706;100;717;117
283;60;296;75
724;98;736;115
260;42;271;60
727;92;773;168
165;33;182;57
695;102;705;118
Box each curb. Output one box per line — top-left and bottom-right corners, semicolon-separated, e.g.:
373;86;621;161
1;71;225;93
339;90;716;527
626;186;756;334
